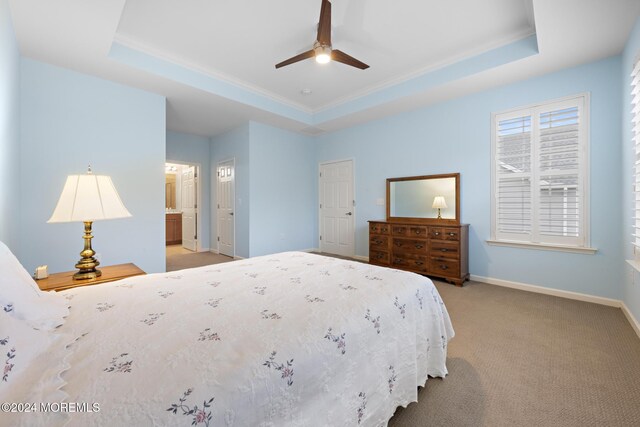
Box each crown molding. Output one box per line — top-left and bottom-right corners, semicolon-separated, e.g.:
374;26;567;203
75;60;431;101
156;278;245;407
112;33;314;115
314;29;537;115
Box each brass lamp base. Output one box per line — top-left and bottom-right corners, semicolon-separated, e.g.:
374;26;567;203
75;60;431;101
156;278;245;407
437;208;442;219
73;266;102;281
73;221;102;281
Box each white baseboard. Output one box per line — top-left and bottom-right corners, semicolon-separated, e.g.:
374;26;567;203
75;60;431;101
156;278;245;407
209;248;219;254
299;248;319;253
471;274;640;339
198;247;210;253
470;274;621;307
621;302;640;338
233;255;245;260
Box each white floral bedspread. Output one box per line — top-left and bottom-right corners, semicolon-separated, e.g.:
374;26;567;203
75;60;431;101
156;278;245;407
31;252;454;426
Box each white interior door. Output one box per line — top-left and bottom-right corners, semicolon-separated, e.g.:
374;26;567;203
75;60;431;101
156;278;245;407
217;160;235;257
182;165;197;251
320;160;355;257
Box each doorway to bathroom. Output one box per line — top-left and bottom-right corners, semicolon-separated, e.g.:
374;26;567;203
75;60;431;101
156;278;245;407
165;162;199;257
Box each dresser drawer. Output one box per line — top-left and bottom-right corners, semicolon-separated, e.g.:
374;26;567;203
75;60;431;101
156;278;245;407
369;222;390;235
430;227;460;241
392;225;428;238
442;227;460;241
429;241;459;259
429;227;444;239
369;249;390;265
430;257;460;278
392;253;428;273
370;235;389;248
392;237;428;254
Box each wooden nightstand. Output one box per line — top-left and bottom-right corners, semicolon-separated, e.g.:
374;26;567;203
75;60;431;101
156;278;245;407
36;263;146;292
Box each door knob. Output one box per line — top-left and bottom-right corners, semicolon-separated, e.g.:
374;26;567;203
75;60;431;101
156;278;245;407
345;212;352;216
229;212;234;216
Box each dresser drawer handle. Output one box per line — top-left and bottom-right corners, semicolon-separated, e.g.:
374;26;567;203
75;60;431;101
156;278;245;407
382;228;387;232
414;230;421;235
414;244;423;249
439;264;449;270
415;261;424;266
448;232;456;236
394;241;402;247
434;232;440;236
372;227;378;232
373;239;383;245
440;248;448;252
376;253;385;259
394;258;403;263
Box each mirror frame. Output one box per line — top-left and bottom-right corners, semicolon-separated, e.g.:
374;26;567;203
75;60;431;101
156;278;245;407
386;173;460;224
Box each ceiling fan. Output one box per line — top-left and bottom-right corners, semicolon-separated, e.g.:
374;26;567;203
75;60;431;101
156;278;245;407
275;0;369;70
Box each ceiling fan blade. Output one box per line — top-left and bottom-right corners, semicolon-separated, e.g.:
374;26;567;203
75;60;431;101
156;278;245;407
317;0;332;45
332;49;369;70
275;49;315;69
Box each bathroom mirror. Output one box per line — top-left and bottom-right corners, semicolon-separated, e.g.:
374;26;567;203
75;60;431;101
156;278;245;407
387;173;460;224
165;174;176;209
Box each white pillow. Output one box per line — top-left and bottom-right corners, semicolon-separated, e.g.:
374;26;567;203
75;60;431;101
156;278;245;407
0;240;68;330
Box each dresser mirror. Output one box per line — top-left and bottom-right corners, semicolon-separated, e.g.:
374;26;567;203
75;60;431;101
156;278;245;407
387;173;460;224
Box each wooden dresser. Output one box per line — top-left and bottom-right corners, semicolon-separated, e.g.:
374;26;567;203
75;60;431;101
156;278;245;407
369;220;469;286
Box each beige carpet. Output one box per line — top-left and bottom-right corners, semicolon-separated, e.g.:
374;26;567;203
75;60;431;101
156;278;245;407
166;246;234;271
389;280;640;427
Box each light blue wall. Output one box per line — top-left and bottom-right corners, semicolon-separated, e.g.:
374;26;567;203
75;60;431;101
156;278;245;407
0;0;20;252
210;124;251;258
248;122;316;256
622;17;640;323
317;56;623;299
19;58;166;274
166;130;211;250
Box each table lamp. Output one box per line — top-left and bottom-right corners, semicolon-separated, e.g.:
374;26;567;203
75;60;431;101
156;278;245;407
432;196;447;219
48;167;131;280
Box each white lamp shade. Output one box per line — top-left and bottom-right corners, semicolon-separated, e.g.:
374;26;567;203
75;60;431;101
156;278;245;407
48;174;132;223
432;196;448;209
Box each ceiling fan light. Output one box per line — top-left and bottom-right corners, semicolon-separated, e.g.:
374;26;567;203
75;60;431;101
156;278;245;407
314;44;332;64
315;53;331;64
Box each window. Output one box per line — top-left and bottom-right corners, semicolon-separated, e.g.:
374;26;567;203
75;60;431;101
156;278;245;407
632;58;640;251
490;94;590;251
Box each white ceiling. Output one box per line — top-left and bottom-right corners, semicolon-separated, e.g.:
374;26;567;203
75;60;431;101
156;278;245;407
115;0;535;110
8;0;640;137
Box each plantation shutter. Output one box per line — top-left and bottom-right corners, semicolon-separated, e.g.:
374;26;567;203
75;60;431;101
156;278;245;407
492;94;588;248
495;115;532;239
632;58;640;248
538;106;581;242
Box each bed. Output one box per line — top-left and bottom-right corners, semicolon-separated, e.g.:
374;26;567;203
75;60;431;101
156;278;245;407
0;243;454;426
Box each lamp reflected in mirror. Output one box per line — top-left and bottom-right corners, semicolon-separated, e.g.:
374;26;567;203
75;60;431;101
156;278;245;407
432;196;448;219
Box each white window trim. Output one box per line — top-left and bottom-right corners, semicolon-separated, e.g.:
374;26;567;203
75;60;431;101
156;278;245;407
487;239;596;254
629;56;640;267
489;92;596;254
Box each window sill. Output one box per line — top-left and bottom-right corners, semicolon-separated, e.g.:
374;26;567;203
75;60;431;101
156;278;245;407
486;239;597;254
626;259;640;273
